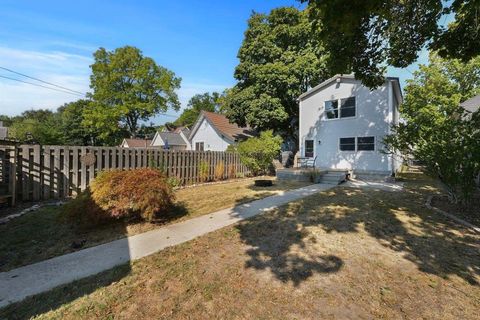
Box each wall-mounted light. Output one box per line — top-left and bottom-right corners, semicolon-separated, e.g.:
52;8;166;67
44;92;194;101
318;140;321;144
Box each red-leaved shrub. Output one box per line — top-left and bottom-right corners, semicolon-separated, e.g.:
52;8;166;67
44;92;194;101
64;168;174;226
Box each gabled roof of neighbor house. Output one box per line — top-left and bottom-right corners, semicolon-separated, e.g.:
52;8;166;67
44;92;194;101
297;74;403;104
158;131;188;145
460;95;480;113
190;111;255;143
121;138;152;148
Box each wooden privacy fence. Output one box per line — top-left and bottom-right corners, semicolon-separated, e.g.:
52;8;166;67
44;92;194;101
0;145;250;202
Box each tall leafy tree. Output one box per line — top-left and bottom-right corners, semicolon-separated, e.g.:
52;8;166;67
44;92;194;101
384;53;480;202
58;100;98;145
302;0;480;87
8;109;64;144
84;46;181;141
224;7;328;148
174;92;222;128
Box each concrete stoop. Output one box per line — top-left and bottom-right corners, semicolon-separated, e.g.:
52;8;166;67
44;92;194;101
317;171;348;185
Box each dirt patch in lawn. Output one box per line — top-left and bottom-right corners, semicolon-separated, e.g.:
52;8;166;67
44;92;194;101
0;178;310;272
2;173;479;319
431;193;480;227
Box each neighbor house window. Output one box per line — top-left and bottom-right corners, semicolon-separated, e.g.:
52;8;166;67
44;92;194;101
340;97;356;118
325;97;355;119
339;137;355;151
305;140;314;157
357;136;375;151
195;142;204;151
325;100;339;119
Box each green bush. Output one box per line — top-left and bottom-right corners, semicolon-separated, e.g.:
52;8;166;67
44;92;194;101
237;130;282;175
63;168;175;227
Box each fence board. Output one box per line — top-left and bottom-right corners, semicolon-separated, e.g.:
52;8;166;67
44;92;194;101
1;145;250;202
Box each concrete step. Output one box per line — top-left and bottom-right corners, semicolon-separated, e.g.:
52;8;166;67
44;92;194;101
318;171;347;185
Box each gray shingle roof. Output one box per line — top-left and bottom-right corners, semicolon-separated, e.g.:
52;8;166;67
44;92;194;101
460;95;480;113
159;132;187;145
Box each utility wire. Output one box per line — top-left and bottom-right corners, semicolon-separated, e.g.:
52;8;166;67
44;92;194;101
0;75;85;97
0;66;85;95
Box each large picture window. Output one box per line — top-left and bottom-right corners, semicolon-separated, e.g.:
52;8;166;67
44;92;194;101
357;136;375;151
325;97;355;119
339;137;355;151
305;140;314;157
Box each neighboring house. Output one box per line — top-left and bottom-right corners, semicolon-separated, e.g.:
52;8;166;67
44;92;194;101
0;121;8;139
459;95;480;186
150;130;190;150
120;138;152;148
460;94;480;118
189;111;255;151
298;74;403;176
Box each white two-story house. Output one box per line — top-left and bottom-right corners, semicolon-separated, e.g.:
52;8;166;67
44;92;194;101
298;74;403;176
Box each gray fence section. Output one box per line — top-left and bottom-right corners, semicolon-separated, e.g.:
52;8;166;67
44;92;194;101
0;145;249;202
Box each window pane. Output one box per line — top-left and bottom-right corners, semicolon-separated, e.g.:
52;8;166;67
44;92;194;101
357;136;375;151
325;100;338;119
340;97;355;118
339;137;355;151
305;140;314;157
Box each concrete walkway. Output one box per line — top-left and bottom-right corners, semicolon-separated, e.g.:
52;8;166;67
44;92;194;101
0;183;332;308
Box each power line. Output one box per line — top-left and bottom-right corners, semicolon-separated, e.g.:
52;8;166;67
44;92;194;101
0;75;85;97
0;66;85;95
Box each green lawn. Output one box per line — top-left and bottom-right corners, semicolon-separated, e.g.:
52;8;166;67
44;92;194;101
1;173;478;319
0;178;310;272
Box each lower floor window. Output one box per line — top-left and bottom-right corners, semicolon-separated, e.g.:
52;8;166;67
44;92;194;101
339;136;375;151
339;137;355;151
357;136;375;151
305;140;314;157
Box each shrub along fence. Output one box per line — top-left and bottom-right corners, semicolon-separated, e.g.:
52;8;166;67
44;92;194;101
0;145;250;203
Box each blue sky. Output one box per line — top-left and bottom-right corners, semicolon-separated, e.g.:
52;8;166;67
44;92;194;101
0;0;431;124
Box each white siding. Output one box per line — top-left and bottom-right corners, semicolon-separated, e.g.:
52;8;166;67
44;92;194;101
190;118;232;151
299;78;395;173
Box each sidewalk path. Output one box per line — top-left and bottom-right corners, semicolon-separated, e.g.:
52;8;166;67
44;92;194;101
0;183;332;308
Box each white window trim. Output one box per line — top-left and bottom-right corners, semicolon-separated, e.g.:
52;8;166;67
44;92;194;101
338;136;376;152
324;97;357;121
304;139;315;158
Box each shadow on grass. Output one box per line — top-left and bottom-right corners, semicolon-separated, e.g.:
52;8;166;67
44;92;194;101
0;263;130;320
0;201;189;320
236;173;479;286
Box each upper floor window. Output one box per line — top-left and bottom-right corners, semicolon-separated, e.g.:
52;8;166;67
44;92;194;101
325;97;356;119
195;142;204;151
325;100;339;119
305;140;314;157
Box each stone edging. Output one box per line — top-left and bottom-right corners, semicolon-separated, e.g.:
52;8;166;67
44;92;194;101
425;195;480;234
0;201;65;225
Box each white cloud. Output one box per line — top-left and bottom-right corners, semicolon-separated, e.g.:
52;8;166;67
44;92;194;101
0;46;91;115
0;46;231;122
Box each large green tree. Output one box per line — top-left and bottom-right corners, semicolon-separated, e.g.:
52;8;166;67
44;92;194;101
84;46;181;141
302;0;480;87
8;109;64;144
384;53;480;202
58;100;99;145
173;92;222;128
223;7;328;148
